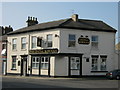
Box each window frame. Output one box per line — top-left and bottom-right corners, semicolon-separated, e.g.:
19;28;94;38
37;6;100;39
91;56;98;71
68;34;76;47
11;56;17;70
46;34;53;47
41;57;49;70
91;36;98;48
12;38;17;50
100;56;107;71
70;57;80;70
21;37;26;50
31;36;37;49
32;57;40;69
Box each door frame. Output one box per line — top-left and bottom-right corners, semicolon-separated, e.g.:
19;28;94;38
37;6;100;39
68;56;82;77
20;55;27;76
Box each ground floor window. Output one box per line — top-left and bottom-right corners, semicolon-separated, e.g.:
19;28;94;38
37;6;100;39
91;56;98;71
91;55;107;71
12;56;17;69
32;57;40;69
41;57;49;69
32;56;49;69
100;56;107;71
70;57;80;70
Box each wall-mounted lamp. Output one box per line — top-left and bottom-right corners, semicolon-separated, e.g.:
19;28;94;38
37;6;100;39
55;34;59;37
80;35;83;37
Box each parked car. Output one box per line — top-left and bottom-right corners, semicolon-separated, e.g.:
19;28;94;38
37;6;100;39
106;69;120;80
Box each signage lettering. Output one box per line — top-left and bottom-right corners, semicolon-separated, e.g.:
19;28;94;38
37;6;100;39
78;37;90;44
29;49;58;54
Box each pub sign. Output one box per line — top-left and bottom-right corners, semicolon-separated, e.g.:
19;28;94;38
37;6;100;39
29;49;58;54
78;37;90;44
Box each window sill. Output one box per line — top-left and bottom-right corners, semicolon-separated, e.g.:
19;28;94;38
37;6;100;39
12;50;17;51
21;49;27;51
41;69;48;70
70;69;79;70
32;68;39;69
11;69;17;70
68;47;76;50
91;71;108;73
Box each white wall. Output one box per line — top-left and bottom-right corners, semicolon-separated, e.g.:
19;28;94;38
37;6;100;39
7;29;60;74
59;29;116;75
54;56;68;76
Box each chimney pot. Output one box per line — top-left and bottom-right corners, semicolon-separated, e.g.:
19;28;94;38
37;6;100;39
28;16;30;20
33;17;36;21
71;14;78;22
26;16;38;27
30;17;32;20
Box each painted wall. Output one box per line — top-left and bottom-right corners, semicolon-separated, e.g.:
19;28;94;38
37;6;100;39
7;29;60;74
7;28;117;76
59;29;116;75
54;56;68;76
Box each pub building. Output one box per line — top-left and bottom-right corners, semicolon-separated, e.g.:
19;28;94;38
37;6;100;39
6;14;118;77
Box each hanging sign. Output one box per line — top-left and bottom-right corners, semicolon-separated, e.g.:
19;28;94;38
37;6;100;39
78;37;90;44
29;49;58;54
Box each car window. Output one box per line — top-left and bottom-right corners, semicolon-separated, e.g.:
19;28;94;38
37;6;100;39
117;71;120;74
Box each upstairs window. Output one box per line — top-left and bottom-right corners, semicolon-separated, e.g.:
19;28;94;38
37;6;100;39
12;38;17;50
91;36;98;48
21;37;26;49
47;34;52;47
31;36;37;49
68;34;76;47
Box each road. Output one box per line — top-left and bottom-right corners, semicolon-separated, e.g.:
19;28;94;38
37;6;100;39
1;75;120;89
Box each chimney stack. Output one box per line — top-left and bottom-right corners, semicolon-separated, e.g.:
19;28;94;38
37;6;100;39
71;14;78;22
0;25;13;36
26;16;38;27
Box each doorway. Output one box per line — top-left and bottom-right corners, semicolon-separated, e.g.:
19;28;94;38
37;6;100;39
21;56;27;76
69;56;82;77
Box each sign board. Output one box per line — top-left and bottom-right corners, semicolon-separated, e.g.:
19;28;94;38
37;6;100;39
29;49;58;54
78;37;90;44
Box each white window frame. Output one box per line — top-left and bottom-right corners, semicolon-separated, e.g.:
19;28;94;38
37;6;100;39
91;36;98;48
100;56;107;71
68;34;76;47
32;57;40;69
46;34;52;47
12;56;17;69
91;56;98;71
12;38;17;50
41;57;49;69
70;57;80;70
21;37;26;50
31;36;37;49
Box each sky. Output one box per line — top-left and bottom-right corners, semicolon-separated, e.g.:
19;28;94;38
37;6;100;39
1;2;119;42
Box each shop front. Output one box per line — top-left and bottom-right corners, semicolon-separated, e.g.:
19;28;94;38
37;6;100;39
29;48;83;77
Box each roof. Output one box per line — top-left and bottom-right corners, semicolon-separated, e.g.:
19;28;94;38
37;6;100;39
7;18;117;35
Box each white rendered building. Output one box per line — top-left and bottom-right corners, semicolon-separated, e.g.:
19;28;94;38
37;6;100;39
7;14;117;77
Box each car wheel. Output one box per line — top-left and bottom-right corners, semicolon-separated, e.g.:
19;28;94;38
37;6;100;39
116;76;120;80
